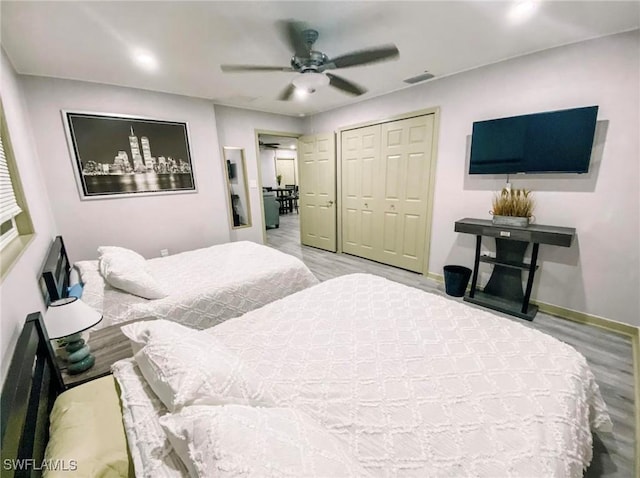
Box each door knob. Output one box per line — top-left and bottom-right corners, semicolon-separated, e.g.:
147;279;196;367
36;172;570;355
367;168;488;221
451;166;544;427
390;204;396;210
364;203;368;208
327;200;334;207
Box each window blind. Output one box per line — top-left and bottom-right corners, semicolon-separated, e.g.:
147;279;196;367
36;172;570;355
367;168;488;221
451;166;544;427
0;134;22;225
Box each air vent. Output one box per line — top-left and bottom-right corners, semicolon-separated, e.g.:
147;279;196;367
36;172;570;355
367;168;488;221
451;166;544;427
403;71;435;84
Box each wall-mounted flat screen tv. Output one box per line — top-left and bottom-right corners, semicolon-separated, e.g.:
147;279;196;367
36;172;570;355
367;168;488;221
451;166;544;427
469;106;598;174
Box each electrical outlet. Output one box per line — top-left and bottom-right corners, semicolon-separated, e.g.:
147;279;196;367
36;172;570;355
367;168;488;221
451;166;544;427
160;249;169;257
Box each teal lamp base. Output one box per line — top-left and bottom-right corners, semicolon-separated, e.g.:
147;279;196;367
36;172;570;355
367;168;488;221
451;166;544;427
64;333;96;375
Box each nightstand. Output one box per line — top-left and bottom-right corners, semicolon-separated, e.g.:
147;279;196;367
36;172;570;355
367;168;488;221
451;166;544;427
56;322;134;389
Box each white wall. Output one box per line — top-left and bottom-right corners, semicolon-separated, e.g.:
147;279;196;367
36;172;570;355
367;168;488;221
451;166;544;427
0;51;57;384
260;149;278;189
306;31;639;327
21;77;230;262
213;105;303;242
275;149;298;186
260;148;298;189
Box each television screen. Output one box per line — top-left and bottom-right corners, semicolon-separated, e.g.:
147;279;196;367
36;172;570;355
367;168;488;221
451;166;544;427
469;106;598;174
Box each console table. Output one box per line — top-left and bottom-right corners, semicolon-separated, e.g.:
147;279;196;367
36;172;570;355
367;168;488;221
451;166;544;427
454;218;575;320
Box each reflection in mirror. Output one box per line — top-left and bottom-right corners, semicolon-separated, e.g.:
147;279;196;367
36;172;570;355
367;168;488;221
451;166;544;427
222;147;251;229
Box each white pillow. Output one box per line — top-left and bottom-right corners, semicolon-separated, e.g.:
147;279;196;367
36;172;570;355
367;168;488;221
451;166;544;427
133;328;277;413
97;245;146;264
121;319;190;355
159;405;371;478
99;251;167;300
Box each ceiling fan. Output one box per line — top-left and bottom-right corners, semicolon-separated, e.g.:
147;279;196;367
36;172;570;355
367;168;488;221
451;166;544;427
220;20;399;100
259;141;280;149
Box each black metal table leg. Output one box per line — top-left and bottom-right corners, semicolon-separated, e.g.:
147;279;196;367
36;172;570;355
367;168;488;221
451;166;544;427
469;235;481;298
522;243;540;314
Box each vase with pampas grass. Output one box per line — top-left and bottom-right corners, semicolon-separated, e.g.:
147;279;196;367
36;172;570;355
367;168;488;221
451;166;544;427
491;187;535;227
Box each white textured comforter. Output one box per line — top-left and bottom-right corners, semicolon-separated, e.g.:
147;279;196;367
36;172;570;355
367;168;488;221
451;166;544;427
76;241;318;329
200;273;612;477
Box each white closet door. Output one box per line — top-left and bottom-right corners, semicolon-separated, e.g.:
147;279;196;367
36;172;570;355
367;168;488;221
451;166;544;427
340;114;435;273
298;133;337;252
341;124;380;261
378;114;434;272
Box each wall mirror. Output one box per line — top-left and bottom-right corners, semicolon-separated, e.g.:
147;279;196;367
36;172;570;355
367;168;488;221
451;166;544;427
222;147;251;229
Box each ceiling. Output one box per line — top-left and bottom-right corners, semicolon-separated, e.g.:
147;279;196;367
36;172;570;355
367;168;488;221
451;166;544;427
2;1;638;117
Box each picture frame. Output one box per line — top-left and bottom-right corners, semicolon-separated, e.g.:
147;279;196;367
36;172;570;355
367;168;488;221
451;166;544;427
62;111;196;199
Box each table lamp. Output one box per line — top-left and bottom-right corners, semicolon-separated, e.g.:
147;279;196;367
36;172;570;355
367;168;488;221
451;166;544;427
44;297;103;374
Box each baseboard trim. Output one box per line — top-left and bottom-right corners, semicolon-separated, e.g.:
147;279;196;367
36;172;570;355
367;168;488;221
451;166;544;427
534;300;639;338
426;271;444;284
426;271;638;337
426;270;639;476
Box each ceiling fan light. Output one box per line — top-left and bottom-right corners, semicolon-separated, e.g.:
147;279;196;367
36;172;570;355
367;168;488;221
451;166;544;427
292;72;330;91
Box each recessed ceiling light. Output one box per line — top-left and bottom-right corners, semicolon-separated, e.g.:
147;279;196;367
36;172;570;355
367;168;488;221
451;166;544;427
132;50;158;72
508;0;539;23
298;113;306;117
290;145;296;150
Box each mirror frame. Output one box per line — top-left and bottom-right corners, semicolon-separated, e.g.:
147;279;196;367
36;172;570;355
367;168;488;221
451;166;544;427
222;146;252;230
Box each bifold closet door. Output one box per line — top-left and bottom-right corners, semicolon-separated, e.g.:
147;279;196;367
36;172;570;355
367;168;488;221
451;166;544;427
341;124;380;261
341;114;434;273
378;114;434;272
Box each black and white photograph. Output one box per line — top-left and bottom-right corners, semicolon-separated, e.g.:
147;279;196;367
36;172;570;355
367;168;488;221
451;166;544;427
64;112;195;198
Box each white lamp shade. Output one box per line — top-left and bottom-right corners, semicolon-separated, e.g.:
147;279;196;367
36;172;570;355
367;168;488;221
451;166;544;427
44;297;103;339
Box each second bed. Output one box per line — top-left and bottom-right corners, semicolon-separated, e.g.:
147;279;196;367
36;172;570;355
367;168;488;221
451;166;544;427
59;239;319;329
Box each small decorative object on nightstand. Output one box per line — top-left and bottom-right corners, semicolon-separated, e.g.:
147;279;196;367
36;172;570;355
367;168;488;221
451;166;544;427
45;297;103;374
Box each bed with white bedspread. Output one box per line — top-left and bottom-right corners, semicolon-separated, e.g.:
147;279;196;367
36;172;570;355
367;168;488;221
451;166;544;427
112;273;612;477
75;240;318;329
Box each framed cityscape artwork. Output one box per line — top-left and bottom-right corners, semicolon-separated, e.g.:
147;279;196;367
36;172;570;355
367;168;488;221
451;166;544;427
63;111;196;199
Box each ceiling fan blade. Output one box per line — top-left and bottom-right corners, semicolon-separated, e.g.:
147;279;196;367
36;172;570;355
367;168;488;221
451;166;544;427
326;44;399;69
278;19;309;58
220;64;293;72
326;73;367;96
278;84;295;101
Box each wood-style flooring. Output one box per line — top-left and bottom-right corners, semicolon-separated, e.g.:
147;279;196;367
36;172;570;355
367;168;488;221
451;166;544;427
267;213;636;478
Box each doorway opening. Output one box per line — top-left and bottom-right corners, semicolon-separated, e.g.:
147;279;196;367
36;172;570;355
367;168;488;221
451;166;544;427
257;132;300;243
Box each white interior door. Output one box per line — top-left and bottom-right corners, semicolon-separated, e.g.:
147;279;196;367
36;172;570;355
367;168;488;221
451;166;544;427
298;133;336;252
378;115;434;272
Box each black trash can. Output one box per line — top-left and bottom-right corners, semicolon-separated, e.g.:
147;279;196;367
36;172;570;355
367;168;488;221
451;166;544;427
443;265;472;297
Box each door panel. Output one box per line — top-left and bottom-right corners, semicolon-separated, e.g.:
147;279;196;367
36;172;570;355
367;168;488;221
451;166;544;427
379;115;434;272
402;214;420;258
361;210;375;250
406;152;425;199
382;212;398;253
299;133;336;252
384;154;401;199
340;125;380;259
